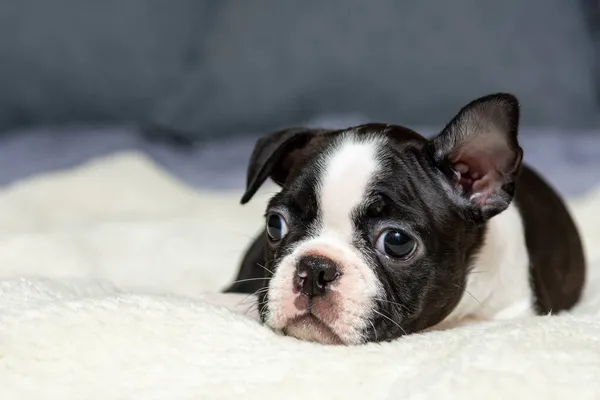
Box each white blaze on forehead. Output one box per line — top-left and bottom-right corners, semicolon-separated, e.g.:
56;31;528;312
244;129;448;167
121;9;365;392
316;136;382;240
266;134;385;344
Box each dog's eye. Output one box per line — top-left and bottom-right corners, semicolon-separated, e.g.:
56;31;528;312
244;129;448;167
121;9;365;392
266;213;288;242
375;230;416;259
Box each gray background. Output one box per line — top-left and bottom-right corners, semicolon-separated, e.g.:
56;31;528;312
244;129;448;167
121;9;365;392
0;0;598;140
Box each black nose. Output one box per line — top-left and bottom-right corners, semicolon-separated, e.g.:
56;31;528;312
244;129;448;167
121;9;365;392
296;255;340;297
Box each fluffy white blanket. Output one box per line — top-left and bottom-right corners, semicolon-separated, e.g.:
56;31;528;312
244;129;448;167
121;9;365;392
1;152;600;400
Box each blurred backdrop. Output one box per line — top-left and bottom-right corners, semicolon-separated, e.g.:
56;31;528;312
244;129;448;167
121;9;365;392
0;0;599;194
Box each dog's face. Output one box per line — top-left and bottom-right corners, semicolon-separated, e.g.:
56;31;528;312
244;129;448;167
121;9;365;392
241;94;523;344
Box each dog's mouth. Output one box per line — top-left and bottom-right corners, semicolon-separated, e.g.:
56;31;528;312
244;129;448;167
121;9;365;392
282;314;343;345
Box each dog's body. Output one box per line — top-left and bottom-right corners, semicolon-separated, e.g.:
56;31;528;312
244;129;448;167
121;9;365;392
225;94;585;344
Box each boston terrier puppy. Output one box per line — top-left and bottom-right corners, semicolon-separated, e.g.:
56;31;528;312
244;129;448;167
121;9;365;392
225;93;586;345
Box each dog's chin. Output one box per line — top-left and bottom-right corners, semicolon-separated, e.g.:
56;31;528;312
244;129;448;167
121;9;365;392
283;315;344;345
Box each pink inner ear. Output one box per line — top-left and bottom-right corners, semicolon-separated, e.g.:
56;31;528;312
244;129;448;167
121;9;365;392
451;153;504;206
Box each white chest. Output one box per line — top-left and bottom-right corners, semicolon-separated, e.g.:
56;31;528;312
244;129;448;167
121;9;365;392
440;204;535;328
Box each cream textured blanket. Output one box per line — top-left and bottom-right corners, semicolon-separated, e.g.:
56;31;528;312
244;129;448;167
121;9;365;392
1;152;599;400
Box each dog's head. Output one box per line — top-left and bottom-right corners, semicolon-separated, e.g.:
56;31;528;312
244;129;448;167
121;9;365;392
241;94;523;344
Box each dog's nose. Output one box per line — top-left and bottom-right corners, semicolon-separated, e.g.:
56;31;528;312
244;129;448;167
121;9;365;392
296;255;340;297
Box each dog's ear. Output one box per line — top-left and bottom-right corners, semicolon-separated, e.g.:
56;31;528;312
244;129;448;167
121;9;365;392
241;127;324;204
428;93;523;220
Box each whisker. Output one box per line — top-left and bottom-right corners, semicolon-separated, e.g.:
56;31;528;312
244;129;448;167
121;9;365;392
336;294;408;333
229;277;271;285
243;302;258;315
264;258;277;267
242;291;270;315
455;284;490;313
256;262;274;275
371;309;407;336
374;298;408;311
259;301;269;318
236;296;257;306
463;289;485;308
369;320;378;342
235;287;269;307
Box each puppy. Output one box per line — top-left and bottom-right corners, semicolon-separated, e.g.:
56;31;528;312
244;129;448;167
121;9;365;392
225;93;586;345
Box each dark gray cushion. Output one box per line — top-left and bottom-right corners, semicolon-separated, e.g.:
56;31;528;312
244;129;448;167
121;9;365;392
582;0;600;102
0;1;597;139
0;0;210;128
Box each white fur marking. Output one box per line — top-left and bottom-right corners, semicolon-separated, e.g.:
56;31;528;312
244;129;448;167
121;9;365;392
442;203;534;326
316;136;381;240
